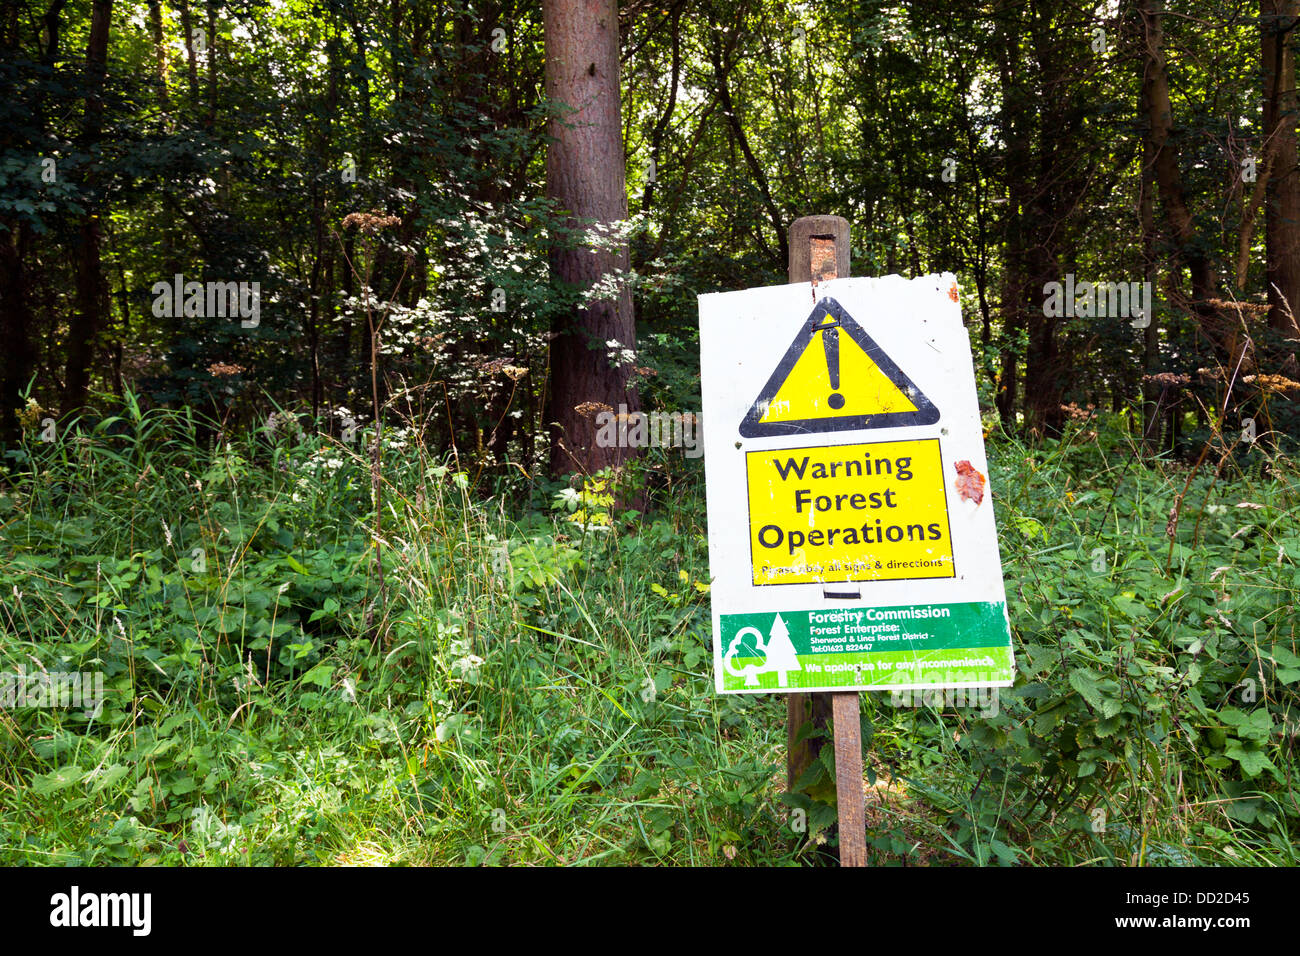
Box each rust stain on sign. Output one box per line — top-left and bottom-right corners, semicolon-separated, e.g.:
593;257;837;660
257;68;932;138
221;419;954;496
948;280;960;303
954;460;986;505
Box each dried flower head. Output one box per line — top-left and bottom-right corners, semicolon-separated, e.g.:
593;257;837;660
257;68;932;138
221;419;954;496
1059;402;1098;422
1141;372;1191;388
342;211;401;234
1248;374;1300;395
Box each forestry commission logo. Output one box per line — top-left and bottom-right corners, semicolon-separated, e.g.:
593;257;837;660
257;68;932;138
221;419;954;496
49;886;151;936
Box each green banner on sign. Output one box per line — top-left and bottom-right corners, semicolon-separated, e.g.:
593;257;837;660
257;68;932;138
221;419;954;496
718;601;1013;692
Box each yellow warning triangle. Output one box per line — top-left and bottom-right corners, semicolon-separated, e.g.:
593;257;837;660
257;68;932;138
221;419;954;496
739;297;939;437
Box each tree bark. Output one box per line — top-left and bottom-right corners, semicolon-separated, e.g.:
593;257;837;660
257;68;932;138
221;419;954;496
0;225;37;446
64;0;113;421
205;0;217;127
177;0;200;106
1139;46;1162;454
542;0;640;477
1141;1;1221;343
0;2;60;444
147;0;170;110
1263;1;1300;333
995;0;1027;432
1019;7;1092;438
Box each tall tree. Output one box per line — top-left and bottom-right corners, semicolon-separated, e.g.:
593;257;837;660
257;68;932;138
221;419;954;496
542;0;640;476
1262;1;1300;333
994;0;1029;431
0;0;62;444
64;0;112;420
1141;1;1221;339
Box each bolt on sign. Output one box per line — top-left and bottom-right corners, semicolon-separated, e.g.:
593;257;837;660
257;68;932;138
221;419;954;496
699;274;1015;694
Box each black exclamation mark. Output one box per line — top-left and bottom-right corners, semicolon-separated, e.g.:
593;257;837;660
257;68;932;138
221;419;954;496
823;324;844;409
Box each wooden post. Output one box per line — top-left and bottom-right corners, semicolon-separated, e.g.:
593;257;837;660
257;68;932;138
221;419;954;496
785;215;868;868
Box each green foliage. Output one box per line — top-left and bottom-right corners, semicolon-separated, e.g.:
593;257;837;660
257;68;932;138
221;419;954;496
2;402;1297;865
0;398;796;864
865;418;1300;865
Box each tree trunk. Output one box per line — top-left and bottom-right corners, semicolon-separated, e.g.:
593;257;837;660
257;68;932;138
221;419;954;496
1142;1;1222;347
710;33;788;268
542;0;640;477
177;0;200;106
1263;1;1300;333
995;0;1027;432
0;2;57;445
1020;7;1091;439
205;0;217;127
148;0;170;111
64;0;113;421
1139;53;1162;453
0;225;36;446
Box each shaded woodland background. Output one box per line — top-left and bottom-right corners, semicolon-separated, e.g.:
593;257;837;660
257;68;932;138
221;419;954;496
3;0;1300;475
4;0;1300;868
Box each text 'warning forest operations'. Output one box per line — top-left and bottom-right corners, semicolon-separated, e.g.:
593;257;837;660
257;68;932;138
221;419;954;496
746;438;954;585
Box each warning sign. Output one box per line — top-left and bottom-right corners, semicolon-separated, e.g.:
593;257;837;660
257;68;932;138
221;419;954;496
747;438;954;586
740;297;939;437
699;274;1015;695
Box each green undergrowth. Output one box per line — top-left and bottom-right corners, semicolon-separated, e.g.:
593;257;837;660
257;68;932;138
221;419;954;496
0;399;1296;865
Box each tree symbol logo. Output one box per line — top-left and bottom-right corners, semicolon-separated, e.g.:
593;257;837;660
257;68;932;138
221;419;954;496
723;614;802;687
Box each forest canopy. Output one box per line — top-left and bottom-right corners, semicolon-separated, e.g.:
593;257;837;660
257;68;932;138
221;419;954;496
3;0;1298;471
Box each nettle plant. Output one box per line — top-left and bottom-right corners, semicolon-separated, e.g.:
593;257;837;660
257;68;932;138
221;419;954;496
3;396;374;688
942;430;1300;861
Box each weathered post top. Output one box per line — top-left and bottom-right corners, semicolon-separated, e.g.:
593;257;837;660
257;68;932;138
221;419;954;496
788;215;850;284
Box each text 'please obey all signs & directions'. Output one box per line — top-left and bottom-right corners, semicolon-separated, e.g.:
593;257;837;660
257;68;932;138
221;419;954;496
699;275;1015;694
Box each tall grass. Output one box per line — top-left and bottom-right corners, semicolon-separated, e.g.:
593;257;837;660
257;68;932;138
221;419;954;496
0;397;1295;865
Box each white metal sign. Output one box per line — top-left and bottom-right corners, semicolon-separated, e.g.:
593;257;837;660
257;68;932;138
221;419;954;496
699;274;1015;694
